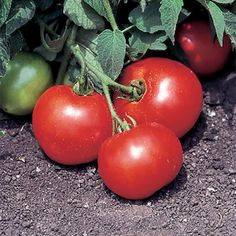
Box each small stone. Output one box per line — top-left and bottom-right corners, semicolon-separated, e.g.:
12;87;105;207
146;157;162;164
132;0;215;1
8;130;19;137
36;167;41;172
18;156;26;163
207;187;217;192
208;110;216;117
83;202;89;208
228;168;236;175
22;221;32;228
4;176;11;182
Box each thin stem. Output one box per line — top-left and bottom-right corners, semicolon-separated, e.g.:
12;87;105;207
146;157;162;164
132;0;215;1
56;25;78;85
37;18;59;37
122;25;135;34
103;0;118;30
102;83;130;131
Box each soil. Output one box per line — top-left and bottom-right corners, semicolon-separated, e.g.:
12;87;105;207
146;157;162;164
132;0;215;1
0;66;236;236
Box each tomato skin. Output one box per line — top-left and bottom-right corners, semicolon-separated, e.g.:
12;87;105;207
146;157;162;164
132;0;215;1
98;123;183;200
0;52;53;115
32;85;112;165
176;19;232;76
114;57;203;138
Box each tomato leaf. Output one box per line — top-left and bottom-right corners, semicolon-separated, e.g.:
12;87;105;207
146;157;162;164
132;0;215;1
63;0;105;30
128;29;167;60
5;0;36;36
0;0;12;28
8;30;25;58
0;31;10;77
76;29;104;91
96;29;126;80
197;0;225;46
223;10;236;48
211;0;235;4
128;1;163;33
83;0;108;20
160;0;184;44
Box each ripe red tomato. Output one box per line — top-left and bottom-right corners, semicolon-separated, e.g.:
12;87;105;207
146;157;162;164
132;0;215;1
176;19;232;76
32;85;112;165
113;57;203;138
98;123;183;200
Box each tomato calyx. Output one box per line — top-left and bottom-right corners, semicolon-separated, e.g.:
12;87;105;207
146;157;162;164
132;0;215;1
72;77;94;96
123;79;146;102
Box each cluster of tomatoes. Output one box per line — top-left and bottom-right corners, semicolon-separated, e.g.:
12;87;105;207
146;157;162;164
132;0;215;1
0;19;232;200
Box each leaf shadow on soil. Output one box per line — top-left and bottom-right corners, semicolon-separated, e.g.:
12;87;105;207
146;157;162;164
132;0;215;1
201;59;236;128
180;112;207;152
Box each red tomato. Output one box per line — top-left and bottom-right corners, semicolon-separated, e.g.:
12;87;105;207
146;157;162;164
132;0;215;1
176;19;232;76
113;57;203;138
32;85;112;165
98;123;183;200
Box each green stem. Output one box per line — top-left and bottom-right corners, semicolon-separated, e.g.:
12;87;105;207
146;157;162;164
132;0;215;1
102;83;130;131
71;45;134;95
37;18;59;37
56;25;78;85
122;25;136;34
103;0;118;30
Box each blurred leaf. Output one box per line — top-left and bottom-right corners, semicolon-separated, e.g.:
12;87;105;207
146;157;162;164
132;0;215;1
129;1;163;33
5;0;36;36
97;29;126;79
0;0;12;27
64;0;105;30
212;0;235;4
223;10;236;48
160;0;184;44
8;30;25;58
197;0;225;46
34;45;57;61
35;0;54;10
0;29;10;77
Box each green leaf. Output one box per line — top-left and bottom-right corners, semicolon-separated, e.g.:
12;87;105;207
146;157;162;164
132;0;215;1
77;29;104;91
0;31;10;77
128;29;167;60
34;45;57;61
96;29;126;79
0;130;6;137
8;30;25;58
160;0;184;44
129;1;163;33
5;0;36;35
0;0;12;27
83;0;108;20
197;0;225;46
63;0;105;30
223;10;236;48
212;0;235;4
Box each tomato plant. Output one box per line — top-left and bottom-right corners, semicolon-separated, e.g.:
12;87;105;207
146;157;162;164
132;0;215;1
98;123;183;200
114;57;203;138
0;52;53;115
32;85;112;165
176;19;232;77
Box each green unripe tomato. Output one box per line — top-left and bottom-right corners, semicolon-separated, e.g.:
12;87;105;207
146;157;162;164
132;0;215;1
0;52;53;115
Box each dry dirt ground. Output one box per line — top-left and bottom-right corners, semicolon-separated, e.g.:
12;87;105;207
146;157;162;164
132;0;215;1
0;64;236;236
